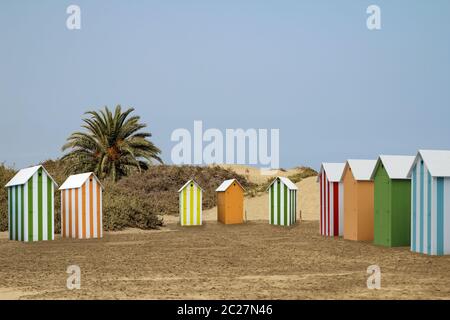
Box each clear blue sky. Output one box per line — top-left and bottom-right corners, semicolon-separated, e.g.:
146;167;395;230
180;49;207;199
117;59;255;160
1;0;449;170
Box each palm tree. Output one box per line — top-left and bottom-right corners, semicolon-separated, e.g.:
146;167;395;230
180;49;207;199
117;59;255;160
62;105;162;181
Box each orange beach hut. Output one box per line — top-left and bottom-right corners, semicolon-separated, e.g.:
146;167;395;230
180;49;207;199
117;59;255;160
216;179;245;224
343;159;377;241
59;172;104;239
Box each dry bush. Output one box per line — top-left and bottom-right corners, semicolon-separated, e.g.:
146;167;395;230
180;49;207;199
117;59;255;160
0;164;16;231
288;166;318;183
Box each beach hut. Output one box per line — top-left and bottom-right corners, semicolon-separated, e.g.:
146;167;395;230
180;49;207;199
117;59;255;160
266;177;298;226
216;179;245;224
4;165;57;242
342;159;377;241
59;172;103;239
407;150;450;255
370;155;415;247
317;163;345;237
178;180;203;226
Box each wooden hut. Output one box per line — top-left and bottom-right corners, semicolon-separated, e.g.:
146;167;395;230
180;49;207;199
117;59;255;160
407;150;450;255
178;180;203;226
370;155;415;247
59;172;103;239
318;163;345;237
5;165;57;242
266;177;298;226
342;159;377;241
216;179;245;224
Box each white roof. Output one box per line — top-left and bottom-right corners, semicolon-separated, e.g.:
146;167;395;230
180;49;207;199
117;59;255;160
370;155;415;180
5;165;58;188
178;180;203;192
407;150;450;178
215;179;245;192
344;159;377;181
266;177;298;191
317;163;345;182
59;172;103;190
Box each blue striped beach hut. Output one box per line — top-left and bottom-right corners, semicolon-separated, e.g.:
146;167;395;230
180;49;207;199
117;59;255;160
407;150;450;255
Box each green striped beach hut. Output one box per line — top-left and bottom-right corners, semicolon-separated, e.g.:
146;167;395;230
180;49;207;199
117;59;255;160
267;177;298;226
178;180;203;226
4;165;58;242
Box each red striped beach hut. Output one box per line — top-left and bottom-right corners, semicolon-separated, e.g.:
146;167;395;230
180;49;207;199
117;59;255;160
59;172;104;239
318;163;345;237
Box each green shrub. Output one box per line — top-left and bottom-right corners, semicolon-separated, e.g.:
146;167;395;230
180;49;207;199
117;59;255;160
102;185;164;230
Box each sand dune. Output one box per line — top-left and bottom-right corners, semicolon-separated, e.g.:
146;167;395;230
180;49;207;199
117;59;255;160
210;164;311;185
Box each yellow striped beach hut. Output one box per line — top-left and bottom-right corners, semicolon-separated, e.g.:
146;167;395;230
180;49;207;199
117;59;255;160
178;180;203;226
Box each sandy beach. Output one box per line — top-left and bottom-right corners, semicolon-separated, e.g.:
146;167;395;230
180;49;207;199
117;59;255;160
0;220;449;299
1;167;449;300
